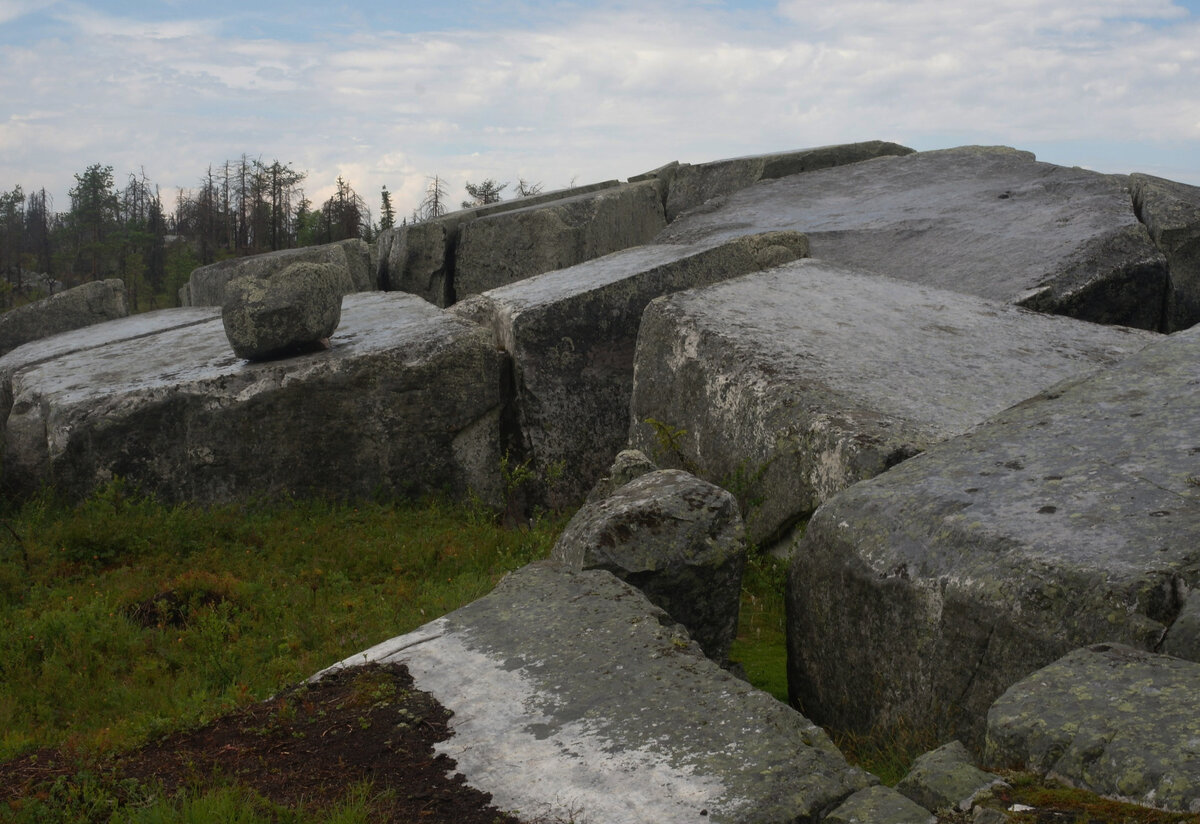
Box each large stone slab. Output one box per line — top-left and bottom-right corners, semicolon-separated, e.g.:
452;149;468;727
377;180;621;307
662;140;914;221
1132;173;1200;331
657;146;1170;330
1;306;220;435
313;562;874;824
786;325;1200;749
453;179;668;300
628;260;1156;546
0;278;129;357
986;643;1200;814
451;231;810;507
180;239;373;307
2;293;507;505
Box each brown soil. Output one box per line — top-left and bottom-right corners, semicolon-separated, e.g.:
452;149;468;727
0;663;523;823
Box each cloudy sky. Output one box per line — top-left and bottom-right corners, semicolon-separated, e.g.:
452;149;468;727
2;0;1198;221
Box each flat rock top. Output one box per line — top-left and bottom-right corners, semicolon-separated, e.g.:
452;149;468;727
657;147;1145;304
472;241;713;314
1;306;219;378
315;562;872;824
653;259;1155;440
7;293;460;408
810;322;1200;587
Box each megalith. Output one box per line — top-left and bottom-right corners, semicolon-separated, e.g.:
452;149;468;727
657;146;1170;330
0;278;129;357
629;260;1156;546
786;324;1200;749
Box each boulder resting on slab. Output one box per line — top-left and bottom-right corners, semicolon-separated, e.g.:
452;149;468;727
551;468;746;663
181;238;372;307
2;293;508;505
985;643;1200;814
657;146;1170;331
0;278;129;357
786;324;1200;750
452;231;810;508
221;261;344;360
629;259;1156;546
313;562;875;824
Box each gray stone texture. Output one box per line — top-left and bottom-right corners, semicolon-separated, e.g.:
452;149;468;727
1161;589;1200;661
658;146;1170;330
663;140;915;221
1131;172;1200;331
377;180;621;307
896;741;1005;813
629;260;1156;546
824;785;936;824
221;262;344;360
453;179;668;300
313;562;875;824
181;239;373;307
0;279;129;357
985;643;1200;814
550;469;746;662
786;324;1200;750
2;293;507;505
452;231;810;507
584;447;658;504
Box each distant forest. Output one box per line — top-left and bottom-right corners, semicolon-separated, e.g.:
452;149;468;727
0;158;508;313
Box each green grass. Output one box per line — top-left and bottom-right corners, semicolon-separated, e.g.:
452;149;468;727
0;481;568;759
728;551;789;703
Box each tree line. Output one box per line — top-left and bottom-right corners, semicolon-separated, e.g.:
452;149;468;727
1;160;544;313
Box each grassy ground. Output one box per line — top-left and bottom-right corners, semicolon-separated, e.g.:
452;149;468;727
0;482;567;761
3;485;1190;823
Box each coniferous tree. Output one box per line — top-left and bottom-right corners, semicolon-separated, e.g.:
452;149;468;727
462;178;507;209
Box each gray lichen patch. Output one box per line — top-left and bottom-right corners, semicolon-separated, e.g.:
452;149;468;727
985;643;1200;814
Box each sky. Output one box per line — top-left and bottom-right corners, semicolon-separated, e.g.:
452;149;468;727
1;0;1198;221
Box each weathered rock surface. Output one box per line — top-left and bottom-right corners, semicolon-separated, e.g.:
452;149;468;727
985;643;1200;814
658;146;1170;330
584;447;658;504
180;239;373;307
824;785;936;824
550;469;746;662
787;324;1200;749
222;262;343;360
897;741;1005;813
453;179;668;300
377;180;620;306
452;231;810;506
0;279;129;357
1132;173;1200;331
663;140;915;221
2;293;507;505
629;259;1156;546
1161;590;1200;661
313;562;875;824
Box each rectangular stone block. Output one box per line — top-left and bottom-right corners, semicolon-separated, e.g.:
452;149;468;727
452;232;810;507
314;563;874;824
658;147;1170;330
629;260;1156;545
787;325;1200;749
453;179;668;301
182;238;373;307
2;294;507;505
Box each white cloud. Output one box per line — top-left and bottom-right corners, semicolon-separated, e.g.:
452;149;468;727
2;0;1199;217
